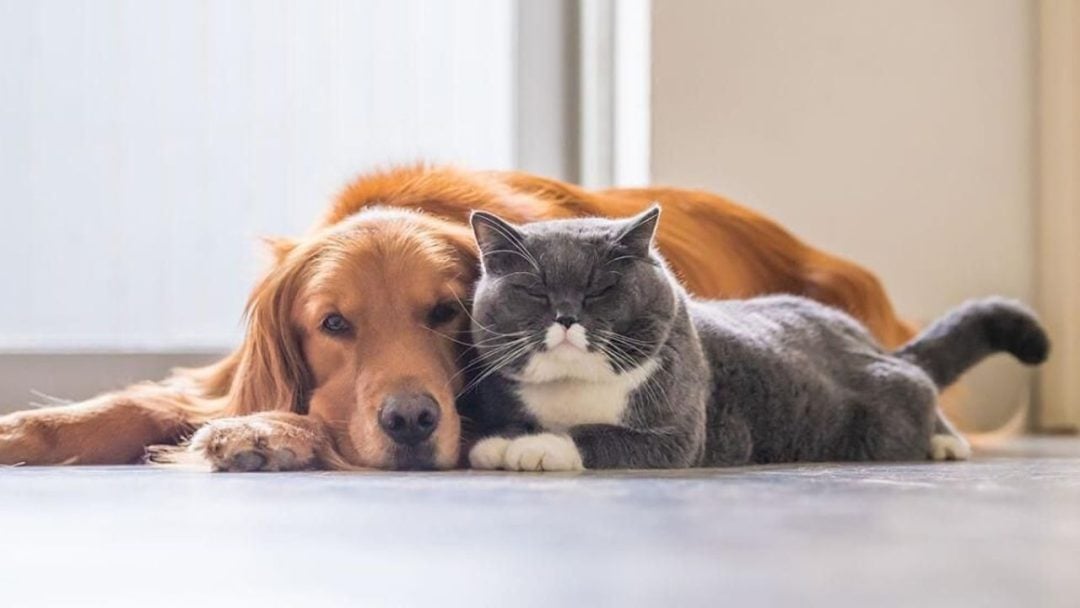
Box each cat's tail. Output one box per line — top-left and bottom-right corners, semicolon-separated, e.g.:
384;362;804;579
893;297;1049;389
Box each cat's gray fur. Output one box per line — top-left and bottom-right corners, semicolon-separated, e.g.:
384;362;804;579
462;207;1049;469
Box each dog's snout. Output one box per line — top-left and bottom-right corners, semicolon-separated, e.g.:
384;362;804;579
378;393;440;446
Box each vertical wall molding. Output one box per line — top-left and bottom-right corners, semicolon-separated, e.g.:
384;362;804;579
578;0;615;187
514;0;580;182
578;0;651;188
613;0;651;187
1035;0;1080;431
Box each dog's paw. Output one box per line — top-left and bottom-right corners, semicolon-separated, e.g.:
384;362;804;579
469;436;511;470
0;416;33;466
0;413;73;466
186;417;319;472
503;433;584;472
930;433;972;461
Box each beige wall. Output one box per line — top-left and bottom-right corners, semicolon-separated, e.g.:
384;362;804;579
652;0;1037;430
1036;0;1080;431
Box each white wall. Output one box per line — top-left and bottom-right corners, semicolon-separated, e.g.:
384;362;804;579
0;0;514;352
651;0;1036;430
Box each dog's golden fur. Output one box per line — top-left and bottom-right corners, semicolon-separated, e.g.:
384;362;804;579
0;165;916;470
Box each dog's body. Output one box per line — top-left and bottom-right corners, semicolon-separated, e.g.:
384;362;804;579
0;165;915;470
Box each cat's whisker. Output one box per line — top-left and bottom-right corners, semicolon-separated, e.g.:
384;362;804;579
481;248;540;271
447;335;540;387
595;341;639;375
455;339;530;374
456;338;541;398
422;325;532;368
603;254;641;267
421;325;476;348
639;365;669;407
601;339;646;360
458;332;533;356
448;291;525;338
468;343;530;368
472;331;532;344
593;328;655;348
593;330;649;348
475;333;538;355
599;340;669;408
499;270;542;280
593;341;624;369
595;335;652;367
597;333;652;347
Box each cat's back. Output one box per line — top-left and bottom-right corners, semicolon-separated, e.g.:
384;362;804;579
688;294;888;415
689;294;877;352
688;295;903;464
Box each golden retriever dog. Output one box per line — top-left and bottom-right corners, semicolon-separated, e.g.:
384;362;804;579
0;165;915;471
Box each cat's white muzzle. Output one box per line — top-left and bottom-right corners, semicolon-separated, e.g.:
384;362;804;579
544;323;589;352
516;322;619;383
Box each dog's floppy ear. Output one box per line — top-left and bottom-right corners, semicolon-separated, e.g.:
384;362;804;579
260;236;300;265
227;248;313;415
441;221;481;270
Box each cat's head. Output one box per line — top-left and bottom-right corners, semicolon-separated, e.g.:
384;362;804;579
467;206;678;384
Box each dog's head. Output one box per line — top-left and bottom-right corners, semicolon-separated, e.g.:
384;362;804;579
229;208;478;469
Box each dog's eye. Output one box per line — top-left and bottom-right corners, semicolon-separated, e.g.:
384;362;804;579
428;302;459;326
320;313;352;336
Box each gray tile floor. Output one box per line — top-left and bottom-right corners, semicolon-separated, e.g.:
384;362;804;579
2;437;1078;608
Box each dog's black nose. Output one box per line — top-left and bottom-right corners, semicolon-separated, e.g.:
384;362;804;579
379;393;440;446
555;315;577;328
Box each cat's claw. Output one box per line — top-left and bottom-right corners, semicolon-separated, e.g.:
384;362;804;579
503;433;584;472
930;433;971;461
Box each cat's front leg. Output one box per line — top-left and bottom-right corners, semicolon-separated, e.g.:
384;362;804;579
569;424;699;469
930;409;971;461
499;433;584;472
471;433;585;472
473;424;698;471
466;422;547;470
469;436;514;469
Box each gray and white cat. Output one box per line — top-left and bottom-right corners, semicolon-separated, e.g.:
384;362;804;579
461;207;1049;471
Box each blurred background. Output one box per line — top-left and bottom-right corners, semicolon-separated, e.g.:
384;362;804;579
0;0;1076;435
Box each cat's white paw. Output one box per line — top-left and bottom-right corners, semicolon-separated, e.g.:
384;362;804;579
930;433;971;461
503;433;584;472
469;436;511;470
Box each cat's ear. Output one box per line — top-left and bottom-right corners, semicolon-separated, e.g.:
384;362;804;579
470;211;526;263
616;204;661;255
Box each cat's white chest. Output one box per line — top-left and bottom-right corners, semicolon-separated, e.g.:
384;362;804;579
514;348;658;432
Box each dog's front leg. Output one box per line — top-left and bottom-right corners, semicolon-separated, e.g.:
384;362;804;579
0;391;195;466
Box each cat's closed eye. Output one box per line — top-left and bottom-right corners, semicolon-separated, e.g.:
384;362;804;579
585;284;617;301
586;276;619;301
513;283;549;301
